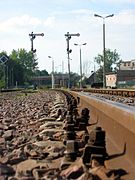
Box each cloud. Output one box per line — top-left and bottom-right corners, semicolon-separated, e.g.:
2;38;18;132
32;8;135;71
0;8;135;73
92;0;135;3
0;15;41;32
112;10;135;25
43;16;56;28
0;14;57;34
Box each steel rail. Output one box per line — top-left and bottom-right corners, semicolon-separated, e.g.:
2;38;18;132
71;88;135;97
70;90;135;179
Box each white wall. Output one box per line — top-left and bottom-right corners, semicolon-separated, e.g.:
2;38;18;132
106;74;117;88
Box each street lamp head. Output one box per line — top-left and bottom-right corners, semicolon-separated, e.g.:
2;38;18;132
94;13;114;19
94;14;102;18
74;43;87;46
106;14;114;18
48;56;52;58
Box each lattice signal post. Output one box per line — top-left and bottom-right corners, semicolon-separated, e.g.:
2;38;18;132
29;32;44;70
65;32;80;89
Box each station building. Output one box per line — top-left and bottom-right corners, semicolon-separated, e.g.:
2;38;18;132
106;59;135;88
32;74;69;88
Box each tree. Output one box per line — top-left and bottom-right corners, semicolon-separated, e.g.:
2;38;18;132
9;49;38;86
0;51;8;88
0;48;49;89
70;72;80;87
94;49;121;82
34;69;49;77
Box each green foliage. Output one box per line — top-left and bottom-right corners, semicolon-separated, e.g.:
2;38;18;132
94;49;121;82
0;64;4;78
0;79;5;89
70;72;80;87
0;49;49;88
0;52;8;88
9;49;36;86
34;69;49;76
95;67;103;83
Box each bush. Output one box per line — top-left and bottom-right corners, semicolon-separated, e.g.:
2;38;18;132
0;80;5;89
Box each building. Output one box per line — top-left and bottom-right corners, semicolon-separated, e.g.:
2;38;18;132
117;70;135;87
85;72;96;85
84;72;101;88
119;59;135;70
106;59;135;88
118;59;135;87
32;74;68;88
106;73;117;88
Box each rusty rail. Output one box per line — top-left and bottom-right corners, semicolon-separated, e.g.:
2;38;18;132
70;90;135;179
72;88;135;97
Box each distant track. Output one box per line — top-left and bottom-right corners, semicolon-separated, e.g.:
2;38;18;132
71;88;135;107
72;88;135;97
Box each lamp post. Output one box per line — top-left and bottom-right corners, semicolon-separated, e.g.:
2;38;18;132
48;56;54;89
74;43;87;89
62;60;64;87
94;14;114;88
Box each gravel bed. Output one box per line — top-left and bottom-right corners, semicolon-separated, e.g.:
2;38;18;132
0;90;68;179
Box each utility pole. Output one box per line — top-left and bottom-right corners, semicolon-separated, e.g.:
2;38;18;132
65;32;80;89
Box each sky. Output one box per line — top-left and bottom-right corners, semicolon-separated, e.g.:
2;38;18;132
0;0;135;75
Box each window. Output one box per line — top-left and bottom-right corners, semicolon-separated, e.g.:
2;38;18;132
128;62;130;66
124;62;126;66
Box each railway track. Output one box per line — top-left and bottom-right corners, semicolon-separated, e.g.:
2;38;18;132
72;88;135;97
72;88;135;107
0;90;135;179
70;90;135;179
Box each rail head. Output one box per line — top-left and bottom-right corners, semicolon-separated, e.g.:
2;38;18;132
70;91;135;134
